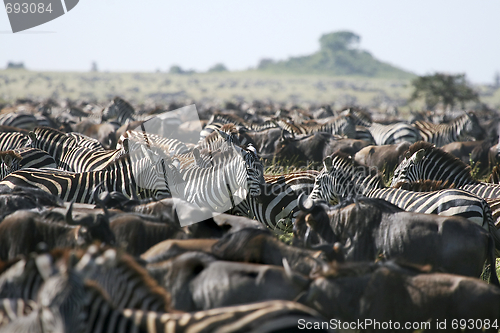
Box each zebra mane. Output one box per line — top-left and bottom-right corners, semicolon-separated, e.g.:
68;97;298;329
403;142;475;183
0;150;22;162
329;151;384;183
210;113;248;127
403;141;435;159
95;247;172;311
332;196;402;213
393;180;455;192
488;165;500;184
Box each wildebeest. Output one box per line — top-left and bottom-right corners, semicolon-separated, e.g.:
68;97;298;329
296;196;499;284
301;260;500;327
0;203;115;260
211;228;336;275
354;141;411;176
146;251;309;311
261;132;369;165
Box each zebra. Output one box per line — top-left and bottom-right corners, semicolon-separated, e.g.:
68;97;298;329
102;96;136;125
412;111;484;147
0;132;29;151
207;112;278;132
0;148;57;179
0;147;176;204
28;127;127;172
229;170;318;233
67;132;105;151
274;114;357;138
117;130;190;155
391;142;500;198
4;263;326;333
74;246;171;312
367;122;422;146
303;152;496;232
171;143;265;213
0;112;38;130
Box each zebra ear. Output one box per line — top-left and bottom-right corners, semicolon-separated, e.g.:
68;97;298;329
216;129;230;142
3;153;12;167
122;138;129;153
414;148;426;162
323;156;333;172
28;131;36;142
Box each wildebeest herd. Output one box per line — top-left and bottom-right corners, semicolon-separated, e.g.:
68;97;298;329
0;97;499;332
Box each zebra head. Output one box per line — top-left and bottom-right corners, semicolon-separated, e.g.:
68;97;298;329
239;143;265;197
306;152;381;206
390;142;475;188
0;150;22;179
463;112;483;139
391;146;427;187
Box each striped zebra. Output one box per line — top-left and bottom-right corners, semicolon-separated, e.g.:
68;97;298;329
171;143;265;213
75;246;171;312
6;265;327;333
274;114;357;138
391;142;500;198
0;132;29;151
367;122;422;146
229;170;318;232
117;130;190;155
345;110;421;145
67;132;105;151
28;127;126;172
412;111;484;147
207;112;278;132
0;112;38;130
0;148;175;203
102;96;136;125
304;152;495;232
0;298;37;327
0;148;57;179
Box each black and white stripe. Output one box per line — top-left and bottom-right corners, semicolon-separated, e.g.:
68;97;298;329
0;149;174;203
306;153;494;229
391;142;500;199
412;112;483;147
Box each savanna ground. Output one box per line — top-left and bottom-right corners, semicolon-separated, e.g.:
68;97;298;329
1;68;500;278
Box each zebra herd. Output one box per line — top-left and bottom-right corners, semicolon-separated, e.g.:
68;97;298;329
0;97;500;331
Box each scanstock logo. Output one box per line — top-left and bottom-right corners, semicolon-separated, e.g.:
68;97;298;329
4;0;79;33
130;105;250;227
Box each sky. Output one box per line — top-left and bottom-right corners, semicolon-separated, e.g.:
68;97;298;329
1;0;499;84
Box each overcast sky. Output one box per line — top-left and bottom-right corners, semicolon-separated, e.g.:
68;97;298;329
1;0;499;83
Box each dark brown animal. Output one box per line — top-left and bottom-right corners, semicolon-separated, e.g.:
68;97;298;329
302;261;500;327
354;141;411;176
295;196;499;284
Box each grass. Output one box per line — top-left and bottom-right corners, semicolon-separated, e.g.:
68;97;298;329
2;69;499;113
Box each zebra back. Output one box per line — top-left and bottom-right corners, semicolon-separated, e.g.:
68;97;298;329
391;142;500;198
0;112;38;131
368;122;422;146
0;132;29;151
307;152;491;228
102;96;136;125
67;132;105;151
412;112;483;147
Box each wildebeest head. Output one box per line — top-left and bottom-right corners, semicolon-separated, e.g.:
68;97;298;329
66;201;116;246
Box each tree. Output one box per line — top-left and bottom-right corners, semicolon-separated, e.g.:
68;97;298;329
169;65;184;74
91;61;98;72
410;73;479;110
319;31;360;53
208;63;228;72
6;61;25;69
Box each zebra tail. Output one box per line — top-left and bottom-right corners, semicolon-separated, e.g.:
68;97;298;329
487;234;500;287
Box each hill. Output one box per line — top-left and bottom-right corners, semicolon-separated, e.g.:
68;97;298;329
256;31;414;79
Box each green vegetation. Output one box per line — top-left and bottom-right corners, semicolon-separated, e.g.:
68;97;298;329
256;31;414;79
208;63;228;73
410;73;479;110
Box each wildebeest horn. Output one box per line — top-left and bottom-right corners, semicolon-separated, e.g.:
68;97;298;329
92;182;110;218
66;200;77;225
298;193;315;212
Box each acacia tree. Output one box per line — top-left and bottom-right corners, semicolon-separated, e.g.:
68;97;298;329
410;73;479;110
